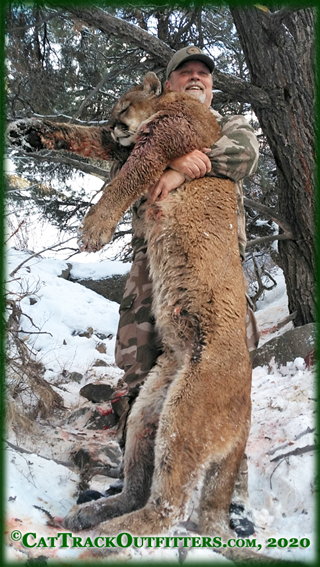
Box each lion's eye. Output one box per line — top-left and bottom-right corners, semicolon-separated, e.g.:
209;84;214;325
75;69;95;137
119;104;130;115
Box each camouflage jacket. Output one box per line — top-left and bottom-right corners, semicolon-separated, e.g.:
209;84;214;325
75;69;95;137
111;109;259;261
206;109;259;259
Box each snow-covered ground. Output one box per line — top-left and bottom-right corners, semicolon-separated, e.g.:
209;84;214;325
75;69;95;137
5;248;316;563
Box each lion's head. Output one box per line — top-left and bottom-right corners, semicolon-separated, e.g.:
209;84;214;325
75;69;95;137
107;72;162;147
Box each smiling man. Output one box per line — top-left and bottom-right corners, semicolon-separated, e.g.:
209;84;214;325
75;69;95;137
109;47;259;535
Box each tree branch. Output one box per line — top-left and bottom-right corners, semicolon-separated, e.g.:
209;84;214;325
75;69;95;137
7;9;65;33
5;220;25;244
270;444;317;462
65;6;272;108
9;237;75;278
263;6;305;25
243;197;293;234
65;6;173;68
73;61;142;120
14;150;109;180
246;233;294;248
212;68;271;108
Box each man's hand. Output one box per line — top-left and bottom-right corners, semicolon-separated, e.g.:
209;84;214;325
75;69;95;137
148;149;212;204
148;169;185;204
168;148;211;179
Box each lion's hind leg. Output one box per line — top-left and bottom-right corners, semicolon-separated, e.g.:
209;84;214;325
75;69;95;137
63;353;177;531
91;355;250;536
198;431;249;536
147;359;250;528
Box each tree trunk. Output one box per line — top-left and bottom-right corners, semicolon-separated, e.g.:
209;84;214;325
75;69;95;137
231;7;315;326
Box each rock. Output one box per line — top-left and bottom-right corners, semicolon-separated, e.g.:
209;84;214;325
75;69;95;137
62;370;83;383
72;329;113;341
69;371;83;383
72;444;122;475
77;489;104;504
69;273;129;304
67;406;91;424
86;408;118;430
80;383;115;403
59;263;73;280
96;332;108;340
252;323;316;368
96;342;107;354
78;327;94;339
92;359;107;367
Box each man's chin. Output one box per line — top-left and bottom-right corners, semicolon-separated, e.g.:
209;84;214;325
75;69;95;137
185;90;206;104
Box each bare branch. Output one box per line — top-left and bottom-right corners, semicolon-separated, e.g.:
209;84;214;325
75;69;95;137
9;237;75;278
246;233;294;248
270;444;317;463
7;10;65;33
73;61;142;120
14;150;109;181
212;69;271;108
65;6;271;108
65;6;173;68
276;310;297;330
17;329;53;337
243;197;293;234
5;221;25;244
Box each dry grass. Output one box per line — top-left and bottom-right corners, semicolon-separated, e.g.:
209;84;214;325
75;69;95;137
6;298;64;435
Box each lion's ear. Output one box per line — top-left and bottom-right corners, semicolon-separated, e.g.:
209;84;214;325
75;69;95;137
143;72;162;96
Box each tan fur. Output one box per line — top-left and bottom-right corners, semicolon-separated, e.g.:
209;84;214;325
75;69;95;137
64;72;252;538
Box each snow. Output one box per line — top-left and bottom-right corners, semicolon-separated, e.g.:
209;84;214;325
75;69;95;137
255;269;294;346
5;249;316;563
6;249;124;377
70;260;130;280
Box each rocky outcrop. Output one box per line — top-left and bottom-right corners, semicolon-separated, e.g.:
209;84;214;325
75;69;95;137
252;323;316;368
59;263;129;304
69;273;128;304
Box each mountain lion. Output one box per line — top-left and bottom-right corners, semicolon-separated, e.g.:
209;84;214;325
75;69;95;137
8;72;252;539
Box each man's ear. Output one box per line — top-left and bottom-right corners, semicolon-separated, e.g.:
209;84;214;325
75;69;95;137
143;72;162;96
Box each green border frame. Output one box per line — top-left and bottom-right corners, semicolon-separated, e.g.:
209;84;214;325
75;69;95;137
0;2;318;567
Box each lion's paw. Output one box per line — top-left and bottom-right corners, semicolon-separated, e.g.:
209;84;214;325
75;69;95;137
78;214;117;252
7;119;43;152
94;506;172;537
63;500;108;531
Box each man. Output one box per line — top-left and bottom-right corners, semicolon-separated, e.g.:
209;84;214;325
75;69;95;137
106;47;259;535
113;46;259;434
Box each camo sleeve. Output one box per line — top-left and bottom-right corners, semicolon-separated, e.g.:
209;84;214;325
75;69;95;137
207;112;259;182
205;112;259;260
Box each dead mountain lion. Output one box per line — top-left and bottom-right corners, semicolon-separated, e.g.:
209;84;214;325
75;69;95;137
7;72;252;537
59;72;252;536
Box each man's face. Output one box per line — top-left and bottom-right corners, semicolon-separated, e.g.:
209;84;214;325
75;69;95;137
165;61;213;107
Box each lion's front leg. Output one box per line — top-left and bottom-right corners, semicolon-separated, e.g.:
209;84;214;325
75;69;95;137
78;198;120;252
78;170;149;252
63;494;133;531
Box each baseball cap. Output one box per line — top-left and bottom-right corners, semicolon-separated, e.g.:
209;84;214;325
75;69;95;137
166;46;215;80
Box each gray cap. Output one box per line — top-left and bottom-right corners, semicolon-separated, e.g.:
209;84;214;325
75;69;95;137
166;46;215;80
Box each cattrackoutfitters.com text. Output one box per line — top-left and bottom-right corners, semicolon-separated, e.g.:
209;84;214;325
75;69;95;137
19;532;263;551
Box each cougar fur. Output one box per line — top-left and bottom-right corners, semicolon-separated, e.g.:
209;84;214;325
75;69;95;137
62;72;252;538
